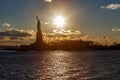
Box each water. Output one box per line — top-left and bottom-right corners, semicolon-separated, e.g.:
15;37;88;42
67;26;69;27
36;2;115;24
0;50;120;80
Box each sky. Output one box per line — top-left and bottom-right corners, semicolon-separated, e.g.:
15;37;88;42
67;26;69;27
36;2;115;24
0;0;120;46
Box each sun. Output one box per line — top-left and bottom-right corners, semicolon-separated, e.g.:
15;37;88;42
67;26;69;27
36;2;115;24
53;16;65;28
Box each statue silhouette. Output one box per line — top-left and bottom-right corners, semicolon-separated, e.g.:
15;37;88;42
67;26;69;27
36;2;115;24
35;16;43;46
19;16;44;50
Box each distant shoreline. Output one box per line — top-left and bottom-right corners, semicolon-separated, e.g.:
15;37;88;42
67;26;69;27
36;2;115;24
1;40;120;51
3;45;120;51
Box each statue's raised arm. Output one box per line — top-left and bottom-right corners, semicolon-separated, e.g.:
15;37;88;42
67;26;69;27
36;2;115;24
36;16;41;32
36;16;40;23
36;16;39;21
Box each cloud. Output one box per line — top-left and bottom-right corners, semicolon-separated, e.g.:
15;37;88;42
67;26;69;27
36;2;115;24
0;41;20;46
112;28;120;32
46;33;68;38
44;0;52;3
52;29;81;35
0;28;36;46
0;22;36;46
101;4;120;10
0;28;33;37
2;22;11;27
0;27;36;41
0;37;4;40
41;21;50;25
93;36;116;46
44;29;82;39
80;36;90;41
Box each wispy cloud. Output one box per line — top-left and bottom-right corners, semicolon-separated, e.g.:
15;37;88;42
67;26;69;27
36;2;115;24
2;22;11;27
1;22;35;37
0;40;20;46
93;36;114;46
44;29;81;40
44;0;52;3
0;21;37;46
41;21;50;25
112;28;120;32
0;22;36;46
101;4;120;10
52;29;81;35
0;28;36;46
0;28;34;37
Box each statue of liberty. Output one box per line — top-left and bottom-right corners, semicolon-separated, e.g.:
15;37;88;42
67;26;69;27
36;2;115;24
35;16;43;46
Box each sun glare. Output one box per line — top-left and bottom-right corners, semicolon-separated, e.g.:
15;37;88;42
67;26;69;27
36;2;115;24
54;16;65;28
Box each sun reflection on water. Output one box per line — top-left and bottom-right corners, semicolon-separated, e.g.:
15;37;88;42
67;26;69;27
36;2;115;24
48;51;71;80
0;51;118;79
35;51;91;80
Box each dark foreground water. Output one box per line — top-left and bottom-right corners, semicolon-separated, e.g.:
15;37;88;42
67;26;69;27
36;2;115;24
0;50;120;80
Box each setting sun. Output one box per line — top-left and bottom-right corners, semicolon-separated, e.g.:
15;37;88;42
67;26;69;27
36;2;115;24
53;16;65;28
